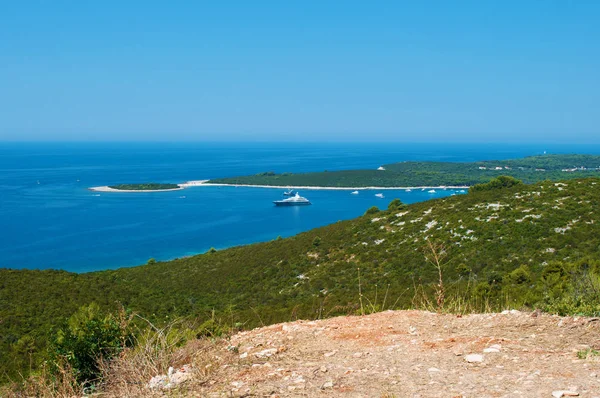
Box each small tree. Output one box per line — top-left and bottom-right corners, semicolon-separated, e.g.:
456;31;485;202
364;206;380;215
387;198;406;210
50;304;132;386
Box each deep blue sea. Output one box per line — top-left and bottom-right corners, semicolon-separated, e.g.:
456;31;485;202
2;141;599;273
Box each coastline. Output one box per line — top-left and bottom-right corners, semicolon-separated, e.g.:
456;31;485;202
181;180;470;191
89;180;470;192
89;185;184;193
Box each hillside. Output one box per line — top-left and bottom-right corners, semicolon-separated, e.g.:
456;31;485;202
102;310;600;397
209;154;600;187
1;177;600;382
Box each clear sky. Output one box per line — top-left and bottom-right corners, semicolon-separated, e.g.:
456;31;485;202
1;1;599;143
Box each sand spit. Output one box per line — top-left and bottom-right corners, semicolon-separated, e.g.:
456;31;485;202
89;180;469;192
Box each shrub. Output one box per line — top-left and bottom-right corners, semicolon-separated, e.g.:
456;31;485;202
364;206;380;215
470;176;523;193
387;198;406;210
49;304;132;386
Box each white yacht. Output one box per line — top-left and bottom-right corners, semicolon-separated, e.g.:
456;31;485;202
428;189;436;193
351;190;359;195
375;193;384;198
273;192;311;206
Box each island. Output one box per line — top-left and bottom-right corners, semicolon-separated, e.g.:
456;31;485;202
207;154;600;188
90;183;183;192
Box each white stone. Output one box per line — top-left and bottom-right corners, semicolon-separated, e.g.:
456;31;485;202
169;370;192;385
483;347;500;353
465;354;484;363
322;381;334;389
552;391;579;397
239;352;248;359
148;375;168;390
254;348;277;358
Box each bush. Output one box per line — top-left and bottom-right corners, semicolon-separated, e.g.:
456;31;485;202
49;304;132;386
364;206;380;215
387;198;406;210
470;176;523;193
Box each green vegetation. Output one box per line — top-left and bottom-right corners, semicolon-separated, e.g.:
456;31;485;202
470;175;523;193
49;303;132;385
577;348;599;360
2;177;600;384
209;154;600;187
107;183;180;190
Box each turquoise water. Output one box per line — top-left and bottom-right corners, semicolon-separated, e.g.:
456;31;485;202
1;141;599;272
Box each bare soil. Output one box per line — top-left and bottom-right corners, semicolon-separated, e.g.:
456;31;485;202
143;310;600;397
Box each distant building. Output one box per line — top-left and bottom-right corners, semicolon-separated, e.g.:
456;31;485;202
478;166;487;170
377;166;386;171
495;166;503;170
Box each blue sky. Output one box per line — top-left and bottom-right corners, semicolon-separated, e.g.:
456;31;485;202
1;1;599;142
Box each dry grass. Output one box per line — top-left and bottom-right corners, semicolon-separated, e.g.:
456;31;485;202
0;361;80;398
99;318;225;397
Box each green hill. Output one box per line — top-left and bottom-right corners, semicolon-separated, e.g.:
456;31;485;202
1;176;600;382
209;154;600;187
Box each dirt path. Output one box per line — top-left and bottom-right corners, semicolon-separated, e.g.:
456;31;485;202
158;310;600;397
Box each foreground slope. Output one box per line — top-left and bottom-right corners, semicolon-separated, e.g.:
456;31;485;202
1;177;600;380
106;310;600;397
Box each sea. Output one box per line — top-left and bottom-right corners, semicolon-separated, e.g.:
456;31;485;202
2;141;599;273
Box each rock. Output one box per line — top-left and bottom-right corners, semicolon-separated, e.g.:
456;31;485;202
465;354;484;363
148;375;168;390
169;370;192;385
239;352;248;359
552;391;579;397
322;381;334;389
428;367;440;372
324;350;337;357
483;347;500;353
255;348;277;358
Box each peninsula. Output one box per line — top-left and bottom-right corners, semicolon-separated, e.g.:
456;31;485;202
208;154;600;188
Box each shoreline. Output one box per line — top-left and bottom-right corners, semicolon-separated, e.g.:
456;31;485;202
89;180;470;192
182;180;470;191
89;185;185;193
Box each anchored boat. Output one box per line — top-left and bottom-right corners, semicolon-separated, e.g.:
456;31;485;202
274;192;311;206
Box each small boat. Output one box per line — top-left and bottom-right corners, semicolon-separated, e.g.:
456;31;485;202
428;189;436;193
405;188;412;192
274;192;311;206
283;189;296;196
351;190;359;195
459;190;466;193
375;193;384;198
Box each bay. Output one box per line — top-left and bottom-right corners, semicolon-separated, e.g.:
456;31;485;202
1;141;598;272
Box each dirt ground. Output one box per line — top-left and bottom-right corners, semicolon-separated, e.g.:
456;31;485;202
165;310;600;397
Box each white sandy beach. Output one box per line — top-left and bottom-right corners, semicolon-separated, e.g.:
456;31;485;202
90;180;469;192
180;180;469;191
